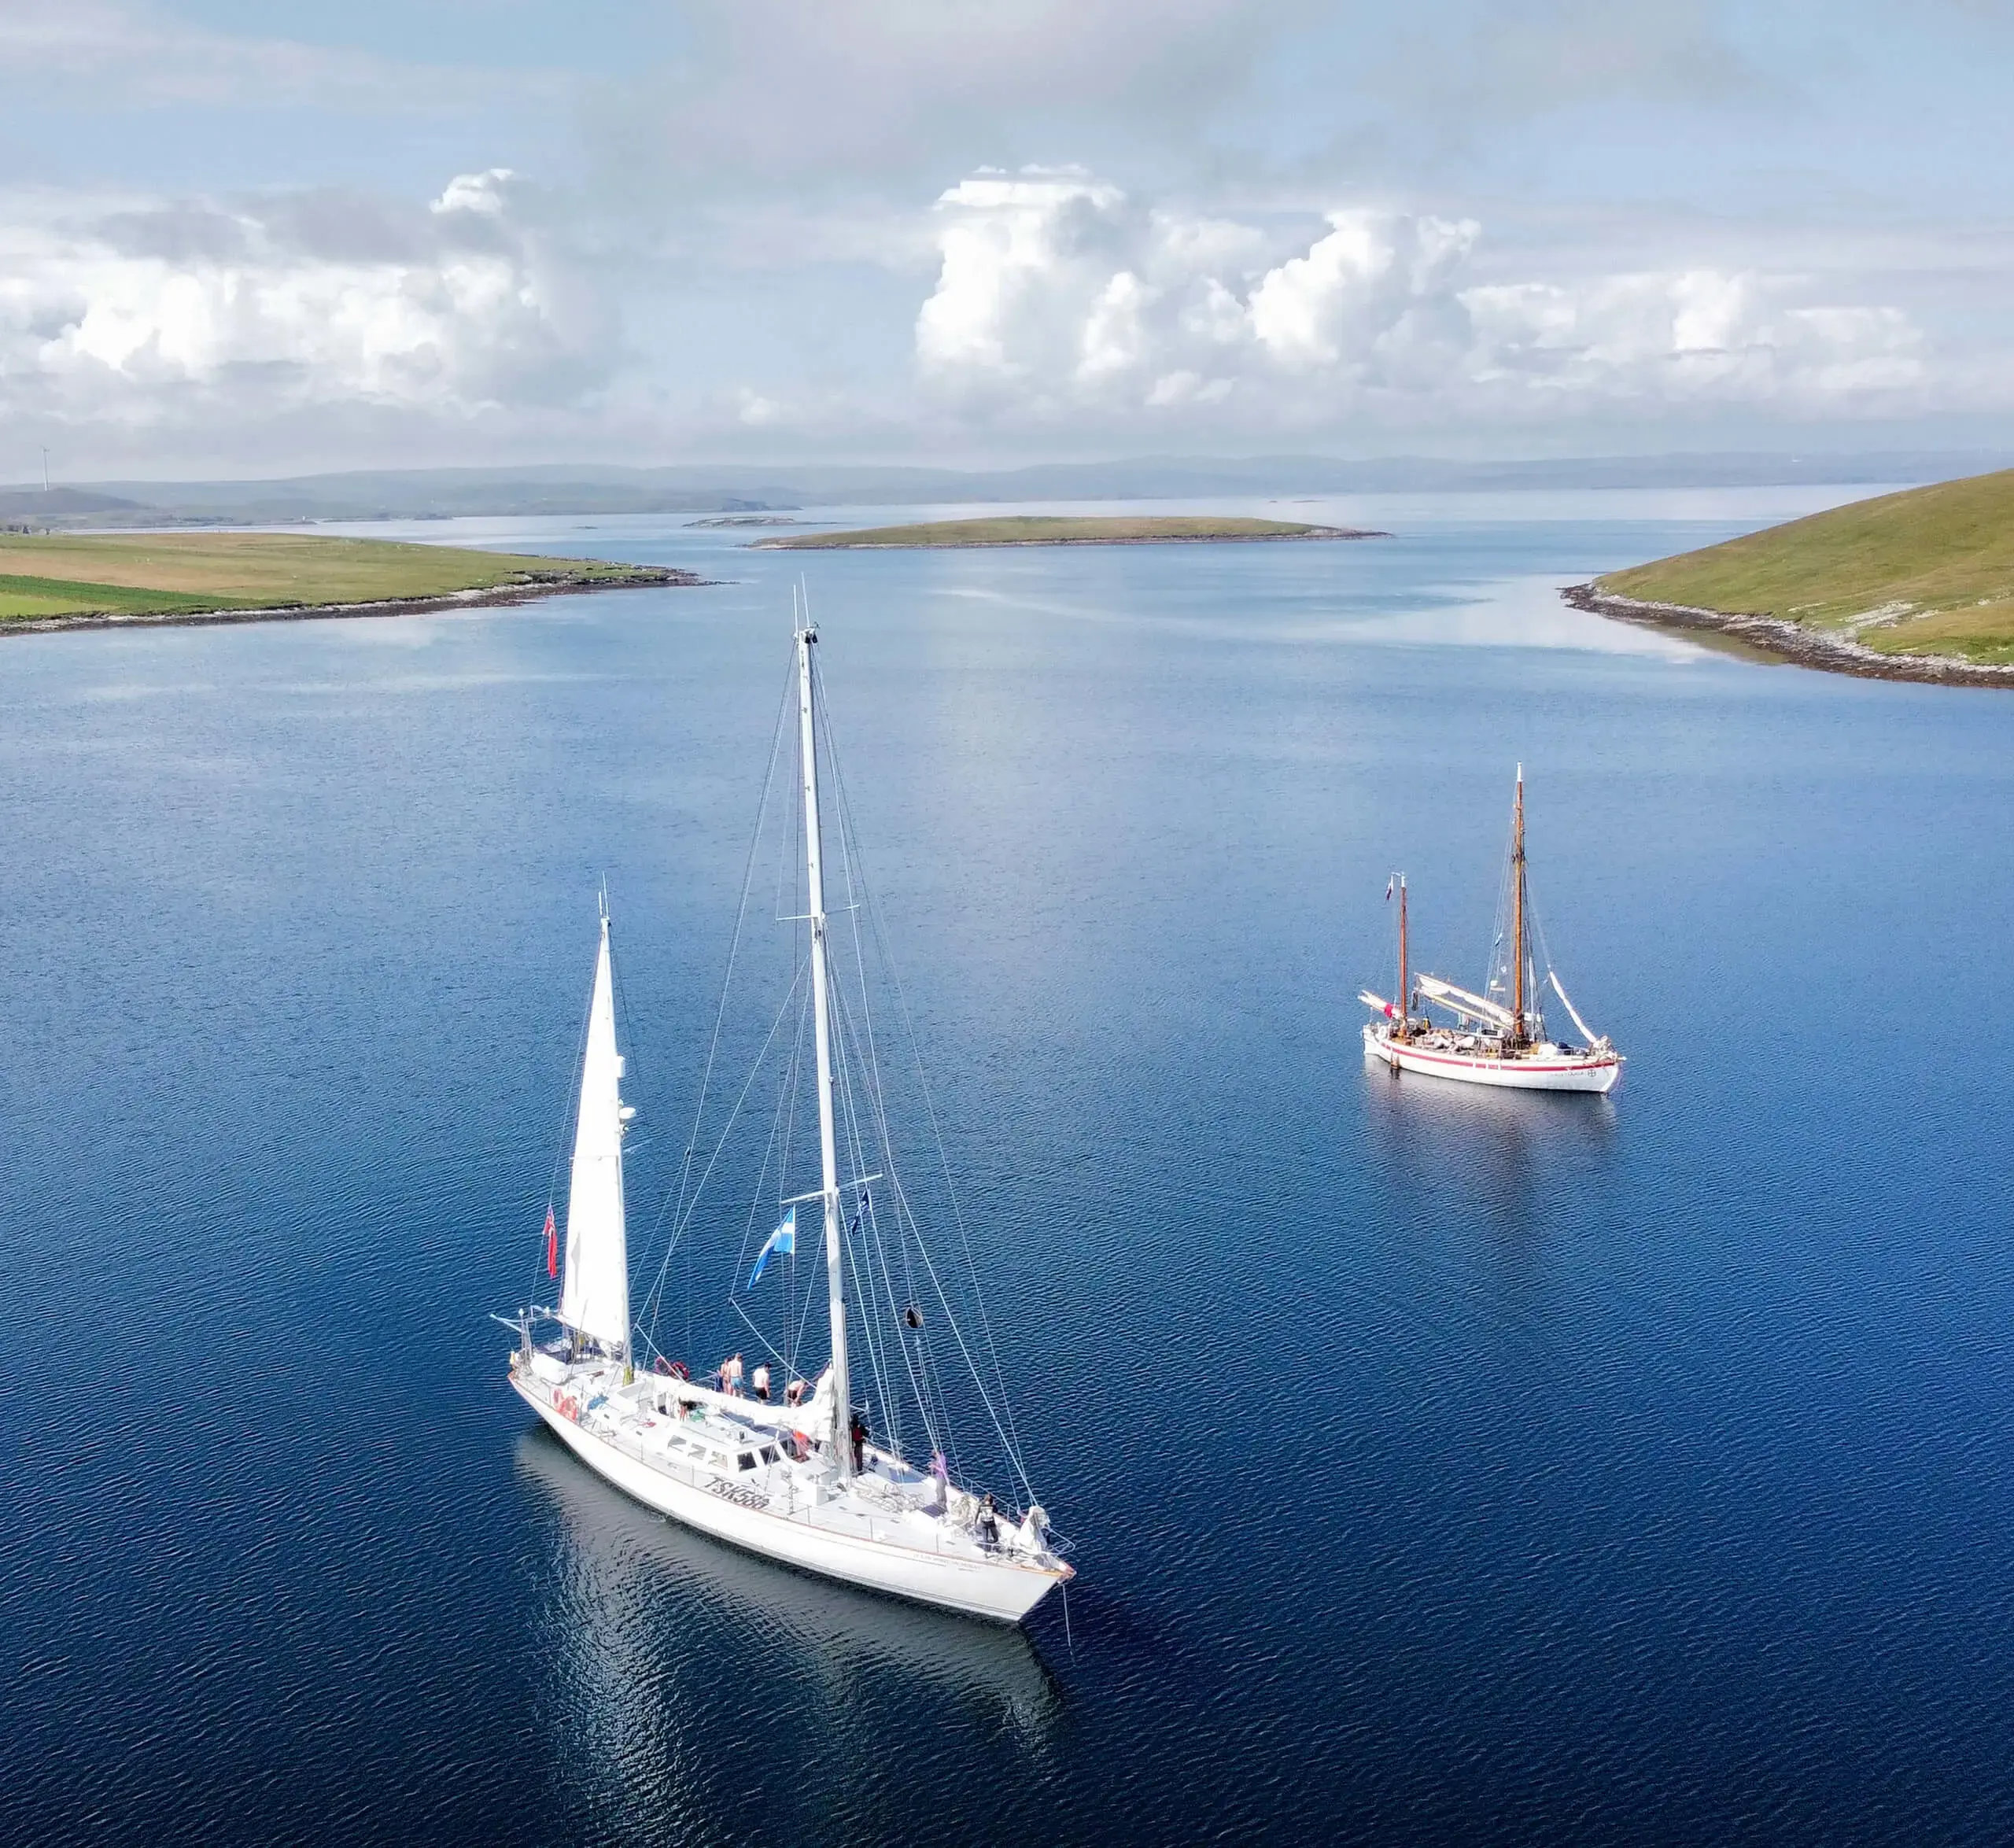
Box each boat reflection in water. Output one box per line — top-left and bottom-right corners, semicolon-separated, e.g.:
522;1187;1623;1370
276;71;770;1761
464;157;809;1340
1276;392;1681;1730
1362;1057;1618;1242
514;1427;1063;1836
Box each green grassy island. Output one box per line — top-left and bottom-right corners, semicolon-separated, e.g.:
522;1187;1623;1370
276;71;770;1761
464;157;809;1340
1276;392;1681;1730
750;514;1384;549
0;531;699;633
1572;470;2014;682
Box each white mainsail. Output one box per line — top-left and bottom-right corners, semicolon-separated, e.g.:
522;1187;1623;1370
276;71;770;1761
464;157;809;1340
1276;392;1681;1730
558;906;630;1354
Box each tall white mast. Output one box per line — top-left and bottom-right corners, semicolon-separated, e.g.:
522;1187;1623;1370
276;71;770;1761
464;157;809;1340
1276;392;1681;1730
797;622;853;1477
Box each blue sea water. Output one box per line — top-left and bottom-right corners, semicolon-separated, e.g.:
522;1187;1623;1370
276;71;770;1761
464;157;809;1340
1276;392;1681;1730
4;489;2014;1846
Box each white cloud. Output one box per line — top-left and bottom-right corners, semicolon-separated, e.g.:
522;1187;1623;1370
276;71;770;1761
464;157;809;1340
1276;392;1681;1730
0;172;614;437
913;169;1933;431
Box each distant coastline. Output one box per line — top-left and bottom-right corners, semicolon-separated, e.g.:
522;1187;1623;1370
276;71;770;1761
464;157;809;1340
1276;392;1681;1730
0;570;707;640
751;515;1388;551
1562;584;2014;688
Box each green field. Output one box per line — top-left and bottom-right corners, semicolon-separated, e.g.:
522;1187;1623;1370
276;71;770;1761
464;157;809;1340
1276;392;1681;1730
751;515;1372;549
0;531;669;622
1595;470;2014;665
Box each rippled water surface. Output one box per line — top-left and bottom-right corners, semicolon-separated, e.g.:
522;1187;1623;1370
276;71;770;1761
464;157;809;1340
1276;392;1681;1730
6;490;2014;1846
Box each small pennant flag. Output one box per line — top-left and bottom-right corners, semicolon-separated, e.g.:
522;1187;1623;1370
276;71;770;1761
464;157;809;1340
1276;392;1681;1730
544;1205;558;1279
1385;876;1394;902
747;1208;795;1289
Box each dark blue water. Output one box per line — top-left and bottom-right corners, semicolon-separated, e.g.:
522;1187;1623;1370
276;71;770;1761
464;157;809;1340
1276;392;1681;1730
6;491;2014;1846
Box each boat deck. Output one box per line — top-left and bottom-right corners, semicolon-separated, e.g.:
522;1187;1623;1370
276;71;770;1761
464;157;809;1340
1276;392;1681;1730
518;1354;1032;1566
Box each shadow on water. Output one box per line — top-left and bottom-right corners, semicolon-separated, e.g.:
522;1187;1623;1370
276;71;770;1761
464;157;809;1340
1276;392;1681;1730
512;1427;1065;1750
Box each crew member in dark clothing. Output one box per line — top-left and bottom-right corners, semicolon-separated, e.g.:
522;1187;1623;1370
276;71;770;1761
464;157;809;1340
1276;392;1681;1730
850;1412;868;1473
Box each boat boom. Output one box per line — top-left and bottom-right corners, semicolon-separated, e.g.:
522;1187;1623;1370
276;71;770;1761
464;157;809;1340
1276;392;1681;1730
1416;973;1517;1031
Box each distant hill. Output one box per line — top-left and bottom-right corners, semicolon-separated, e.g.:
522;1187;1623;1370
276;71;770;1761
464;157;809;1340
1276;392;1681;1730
0;488;146;521
1591;469;2014;667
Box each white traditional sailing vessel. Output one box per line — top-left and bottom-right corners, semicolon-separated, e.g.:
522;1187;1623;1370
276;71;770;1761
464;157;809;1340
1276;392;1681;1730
498;622;1072;1625
1360;768;1622;1094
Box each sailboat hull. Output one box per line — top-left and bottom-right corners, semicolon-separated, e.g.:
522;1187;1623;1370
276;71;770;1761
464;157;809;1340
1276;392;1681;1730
512;1377;1064;1625
1363;1024;1621;1094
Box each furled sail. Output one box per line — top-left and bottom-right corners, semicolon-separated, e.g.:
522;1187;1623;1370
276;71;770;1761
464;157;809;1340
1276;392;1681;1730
1547;968;1601;1045
559;910;630;1353
1416;973;1517;1031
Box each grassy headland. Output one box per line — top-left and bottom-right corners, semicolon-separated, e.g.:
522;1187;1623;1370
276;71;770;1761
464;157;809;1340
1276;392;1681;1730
1582;470;2014;672
750;515;1383;549
0;532;695;630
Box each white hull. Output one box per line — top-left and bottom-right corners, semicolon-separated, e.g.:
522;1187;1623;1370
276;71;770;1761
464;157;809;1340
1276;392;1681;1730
1363;1023;1621;1094
511;1374;1066;1625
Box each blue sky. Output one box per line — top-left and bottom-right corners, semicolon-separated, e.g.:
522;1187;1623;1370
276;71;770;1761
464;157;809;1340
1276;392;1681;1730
2;0;2011;477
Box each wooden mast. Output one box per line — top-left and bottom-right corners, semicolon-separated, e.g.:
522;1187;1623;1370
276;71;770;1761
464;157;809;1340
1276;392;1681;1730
1397;874;1409;1038
1510;766;1526;1046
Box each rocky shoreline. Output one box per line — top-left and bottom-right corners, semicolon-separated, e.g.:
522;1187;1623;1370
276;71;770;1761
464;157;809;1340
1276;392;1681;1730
1561;583;2014;689
0;567;710;640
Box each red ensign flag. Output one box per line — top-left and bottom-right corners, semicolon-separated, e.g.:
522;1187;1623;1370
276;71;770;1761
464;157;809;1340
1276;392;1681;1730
544;1205;558;1278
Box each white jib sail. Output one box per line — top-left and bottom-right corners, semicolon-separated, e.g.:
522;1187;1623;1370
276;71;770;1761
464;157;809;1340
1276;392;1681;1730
559;910;630;1353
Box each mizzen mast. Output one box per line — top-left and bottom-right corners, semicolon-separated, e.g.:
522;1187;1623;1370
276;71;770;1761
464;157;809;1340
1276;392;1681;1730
796;622;853;1478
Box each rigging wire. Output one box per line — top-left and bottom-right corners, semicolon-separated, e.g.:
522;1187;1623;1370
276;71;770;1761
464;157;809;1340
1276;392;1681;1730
631;631;1044;1514
723;951;813;1378
813;651;1039;1503
820;690;958;1459
633;662;796;1357
828;976;939;1458
636;965;806;1360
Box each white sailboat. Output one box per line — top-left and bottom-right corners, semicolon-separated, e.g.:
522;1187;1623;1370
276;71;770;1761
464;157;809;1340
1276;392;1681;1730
499;622;1072;1625
1359;768;1622;1094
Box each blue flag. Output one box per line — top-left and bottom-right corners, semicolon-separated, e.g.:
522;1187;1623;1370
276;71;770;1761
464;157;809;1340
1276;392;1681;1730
747;1208;795;1288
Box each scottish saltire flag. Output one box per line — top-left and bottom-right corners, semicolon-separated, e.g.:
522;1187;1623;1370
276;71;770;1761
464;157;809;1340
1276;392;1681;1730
747;1208;795;1288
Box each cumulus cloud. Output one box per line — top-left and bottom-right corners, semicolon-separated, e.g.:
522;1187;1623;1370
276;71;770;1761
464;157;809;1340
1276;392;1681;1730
0;172;614;438
913;169;1929;431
